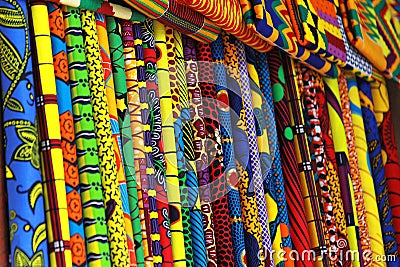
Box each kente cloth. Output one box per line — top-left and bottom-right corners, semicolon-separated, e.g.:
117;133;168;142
0;85;8;263
243;0;338;78
176;0;273;52
80;10;130;266
372;0;400;81
266;49;313;267
284;56;327;267
153;20;187;267
247;46;292;267
164;26;194;267
63;6;112;267
1;0;49;265
196;41;235;266
44;0;146;21
106;16;145;267
387;0;400;38
121;20;153;267
236;40;273;265
357;77;400;266
338;71;372;265
314;77;352;267
299;65;342;267
255;51;294;267
222;32;264;267
122;0;219;43
323;76;363;267
210;34;247;267
29;2;72;266
182;35;218;267
346;72;386;267
169;28;206;267
139;20;174;265
95;14;137;266
370;77;400;253
47;4;87;267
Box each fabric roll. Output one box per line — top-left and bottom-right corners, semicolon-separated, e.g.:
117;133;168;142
196;41;235;266
106;16;145;267
324;76;363;267
222;32;265;267
123;0;220;43
371;77;400;252
267;49;313;267
154;20;187;267
357;77;400;266
346;72;385;267
182;35;219;267
63;6;112;267
47;4;87;267
210;34;247;267
338;71;372;265
121;20;153;267
1;0;49;265
80;9;130;267
284;56;327;267
0;80;8;263
29;2;72;266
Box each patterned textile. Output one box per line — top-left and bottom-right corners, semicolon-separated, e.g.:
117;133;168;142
47;4;87;267
246;0;338;77
222;32;264;267
210;34;247;267
123;0;220;43
267;49;313;267
346;72;385;267
284;56;327;267
371;77;400;252
154;20;187;267
0;89;8;263
196;41;235;266
63;6;112;266
324;76;362;267
337;72;372;265
29;2;72;266
121;20;153;266
140;19;174;265
176;0;272;52
1;0;49;265
106;16;145;267
182;35;218;267
80;10;130;266
170;29;207;267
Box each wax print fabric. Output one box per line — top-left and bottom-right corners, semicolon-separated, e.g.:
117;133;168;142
1;0;49;266
63;6;112;267
29;2;72;266
80;9;130;267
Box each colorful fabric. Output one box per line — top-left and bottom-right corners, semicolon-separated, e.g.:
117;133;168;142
63;6;112;266
284;56;327;267
139;19;174;265
371;77;400;252
0;89;8;263
210;34;247;267
121;20;153;266
154;20;187;267
29;2;72;266
106;16;145;267
123;0;220;43
196;41;235;266
1;0;49;265
267;49;313;267
80;9;130;266
47;4;87;267
324;76;362;267
358;77;400;265
346;72;386;267
222;32;264;267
